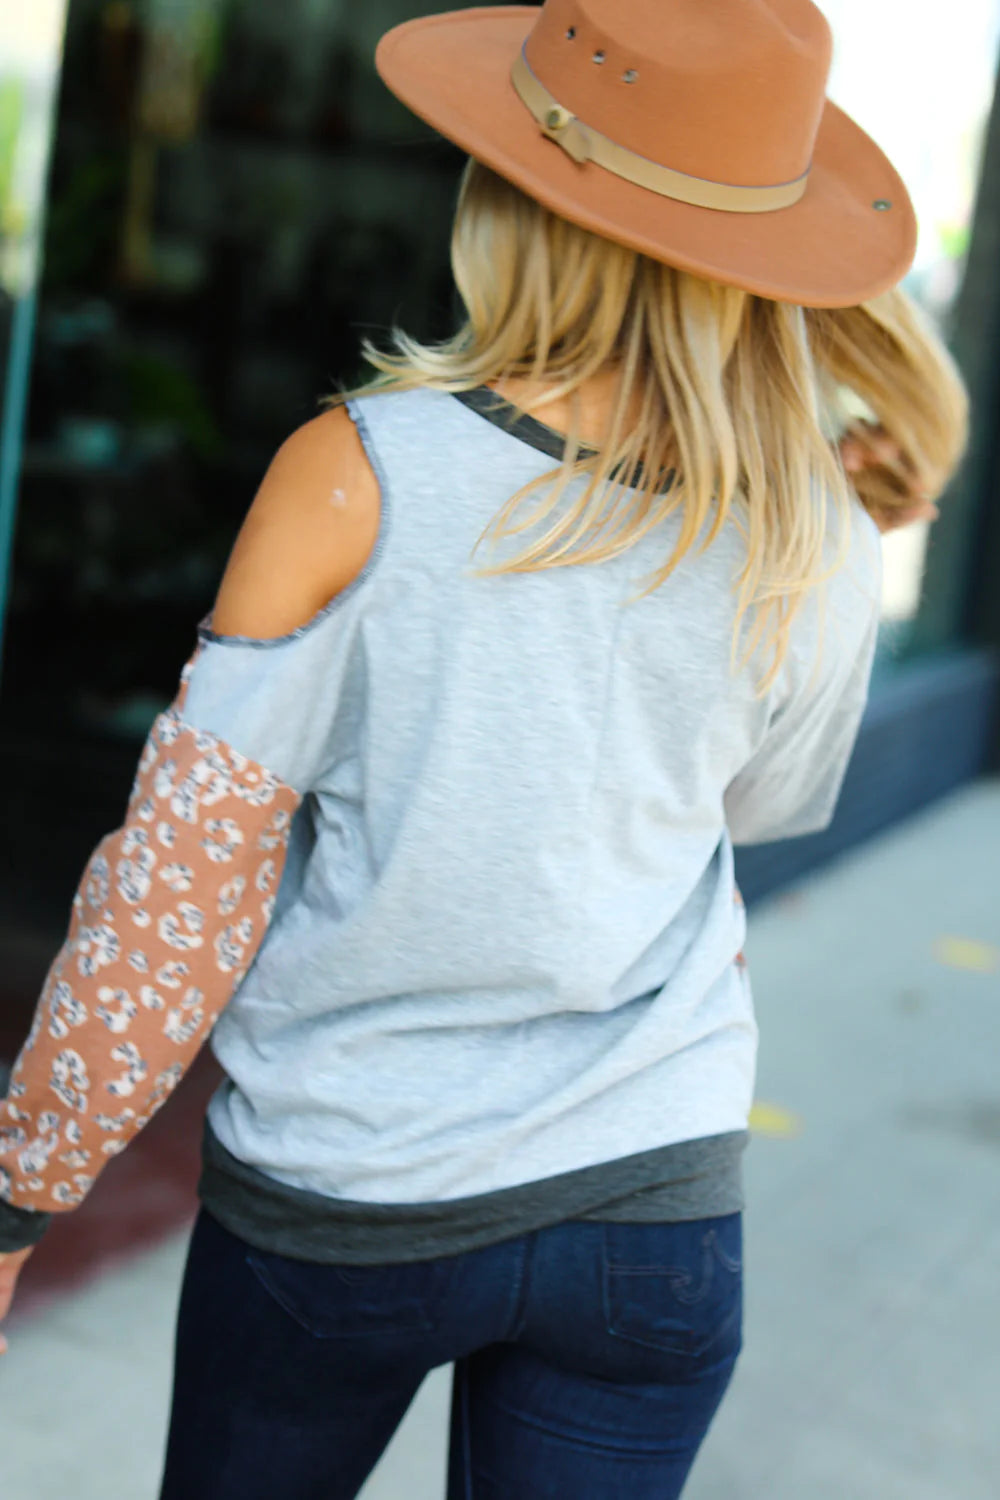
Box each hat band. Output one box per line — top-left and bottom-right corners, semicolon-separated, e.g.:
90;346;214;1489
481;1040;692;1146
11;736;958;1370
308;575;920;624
511;50;810;215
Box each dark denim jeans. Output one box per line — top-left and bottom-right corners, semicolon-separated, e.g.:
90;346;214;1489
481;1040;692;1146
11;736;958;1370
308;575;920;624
158;1205;743;1499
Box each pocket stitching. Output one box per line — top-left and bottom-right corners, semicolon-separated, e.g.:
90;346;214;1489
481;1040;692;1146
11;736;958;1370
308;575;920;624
244;1251;436;1339
601;1225;743;1358
603;1268;741;1357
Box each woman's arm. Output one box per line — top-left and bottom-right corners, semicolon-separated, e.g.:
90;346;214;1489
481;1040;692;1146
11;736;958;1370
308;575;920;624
0;406;379;1240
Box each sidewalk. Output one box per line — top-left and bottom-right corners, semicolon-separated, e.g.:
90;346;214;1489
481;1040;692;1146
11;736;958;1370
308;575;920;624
2;778;998;1500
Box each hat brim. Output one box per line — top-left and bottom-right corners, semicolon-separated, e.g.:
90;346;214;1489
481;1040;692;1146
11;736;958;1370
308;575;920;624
376;6;917;309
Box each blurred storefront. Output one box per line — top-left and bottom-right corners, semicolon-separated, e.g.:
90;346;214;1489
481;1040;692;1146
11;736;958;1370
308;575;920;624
1;0;999;953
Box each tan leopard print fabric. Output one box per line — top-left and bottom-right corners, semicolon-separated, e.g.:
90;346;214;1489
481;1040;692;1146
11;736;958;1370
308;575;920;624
0;642;301;1215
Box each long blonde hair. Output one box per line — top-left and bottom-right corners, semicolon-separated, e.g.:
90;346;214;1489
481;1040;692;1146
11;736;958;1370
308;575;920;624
329;159;968;695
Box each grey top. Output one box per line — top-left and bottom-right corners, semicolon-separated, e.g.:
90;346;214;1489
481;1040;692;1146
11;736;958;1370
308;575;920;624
0;383;882;1257
181;386;880;1211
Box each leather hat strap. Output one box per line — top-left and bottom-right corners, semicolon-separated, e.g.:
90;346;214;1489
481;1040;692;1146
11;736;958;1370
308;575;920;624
511;49;810;215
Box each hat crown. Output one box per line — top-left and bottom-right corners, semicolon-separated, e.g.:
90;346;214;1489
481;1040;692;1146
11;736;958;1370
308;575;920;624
525;0;833;187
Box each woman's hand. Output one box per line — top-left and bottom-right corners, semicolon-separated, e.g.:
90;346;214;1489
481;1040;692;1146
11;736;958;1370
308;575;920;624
839;422;940;535
0;1246;35;1354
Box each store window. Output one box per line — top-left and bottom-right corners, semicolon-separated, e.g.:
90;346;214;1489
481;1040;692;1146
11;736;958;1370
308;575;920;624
2;0;482;746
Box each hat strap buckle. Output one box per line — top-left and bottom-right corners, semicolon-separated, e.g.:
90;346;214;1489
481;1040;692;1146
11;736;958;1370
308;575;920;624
540;103;593;165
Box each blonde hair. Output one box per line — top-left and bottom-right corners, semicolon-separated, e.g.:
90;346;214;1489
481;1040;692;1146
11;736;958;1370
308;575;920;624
329;159;969;695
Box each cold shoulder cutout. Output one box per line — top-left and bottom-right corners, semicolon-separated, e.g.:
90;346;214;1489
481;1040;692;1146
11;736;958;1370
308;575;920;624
207;405;382;643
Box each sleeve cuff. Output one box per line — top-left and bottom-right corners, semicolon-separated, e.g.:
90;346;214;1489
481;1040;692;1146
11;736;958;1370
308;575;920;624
0;1197;53;1253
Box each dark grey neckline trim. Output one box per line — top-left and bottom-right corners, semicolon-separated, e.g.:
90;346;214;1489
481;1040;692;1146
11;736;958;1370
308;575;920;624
450;386;675;495
450;386;599;463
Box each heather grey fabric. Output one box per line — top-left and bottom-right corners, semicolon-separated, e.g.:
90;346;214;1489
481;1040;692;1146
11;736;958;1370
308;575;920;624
178;385;881;1213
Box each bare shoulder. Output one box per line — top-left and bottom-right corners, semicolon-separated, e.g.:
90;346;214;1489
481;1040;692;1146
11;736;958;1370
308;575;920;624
209;404;381;640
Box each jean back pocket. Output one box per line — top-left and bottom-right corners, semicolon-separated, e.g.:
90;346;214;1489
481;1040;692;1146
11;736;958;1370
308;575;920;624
602;1214;743;1360
245;1247;457;1340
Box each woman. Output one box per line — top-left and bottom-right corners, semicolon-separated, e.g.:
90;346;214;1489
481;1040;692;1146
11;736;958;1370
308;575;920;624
0;1;968;1496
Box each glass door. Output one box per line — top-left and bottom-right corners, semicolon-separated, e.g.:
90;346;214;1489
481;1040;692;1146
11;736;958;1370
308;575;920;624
0;1;69;674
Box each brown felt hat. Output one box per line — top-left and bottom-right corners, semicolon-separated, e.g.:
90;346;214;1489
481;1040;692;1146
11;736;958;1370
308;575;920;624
375;0;917;308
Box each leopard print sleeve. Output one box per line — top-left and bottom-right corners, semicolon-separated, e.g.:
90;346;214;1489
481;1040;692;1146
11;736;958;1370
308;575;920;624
0;638;302;1228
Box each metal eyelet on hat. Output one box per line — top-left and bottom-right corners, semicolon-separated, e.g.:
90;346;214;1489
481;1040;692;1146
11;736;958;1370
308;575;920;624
593;50;606;64
623;69;639;83
873;199;893;211
565;26;576;39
